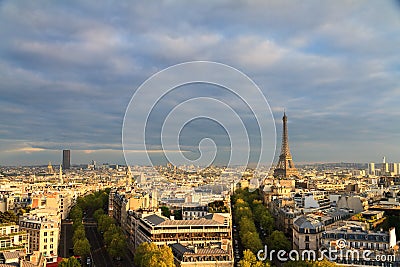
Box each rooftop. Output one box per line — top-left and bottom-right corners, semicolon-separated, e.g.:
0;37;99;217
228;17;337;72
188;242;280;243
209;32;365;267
142;213;228;227
170;243;228;256
294;216;324;230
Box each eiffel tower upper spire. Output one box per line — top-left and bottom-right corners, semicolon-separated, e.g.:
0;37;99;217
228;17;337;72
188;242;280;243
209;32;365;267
274;111;299;178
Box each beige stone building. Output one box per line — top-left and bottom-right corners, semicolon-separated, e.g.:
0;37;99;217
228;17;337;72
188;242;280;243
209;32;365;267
126;210;233;266
0;223;29;253
45;191;74;220
293;216;325;252
0;223;47;266
19;215;59;264
31;191;74;220
110;189;157;232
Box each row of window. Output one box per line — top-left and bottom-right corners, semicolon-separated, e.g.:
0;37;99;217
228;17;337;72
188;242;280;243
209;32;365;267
0;226;19;235
43;231;54;236
43;244;54;249
323;233;388;241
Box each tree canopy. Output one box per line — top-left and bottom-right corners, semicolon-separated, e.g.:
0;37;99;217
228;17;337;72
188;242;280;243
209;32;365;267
239;250;270;267
0;211;18;224
267;230;291;251
134;242;175;267
160;206;171;218
72;225;86;244
208;200;229;213
58;256;81;267
97;214;114;233
283;259;336;267
73;238;90;257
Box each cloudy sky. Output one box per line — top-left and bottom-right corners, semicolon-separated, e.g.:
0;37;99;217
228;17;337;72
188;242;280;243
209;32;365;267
0;1;399;166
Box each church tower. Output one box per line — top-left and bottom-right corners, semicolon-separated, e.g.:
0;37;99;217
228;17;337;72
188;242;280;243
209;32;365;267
126;166;133;187
273;112;299;178
59;165;63;184
47;162;54;174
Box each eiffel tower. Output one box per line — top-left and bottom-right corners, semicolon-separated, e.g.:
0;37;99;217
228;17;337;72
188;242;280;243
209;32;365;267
273;112;299;178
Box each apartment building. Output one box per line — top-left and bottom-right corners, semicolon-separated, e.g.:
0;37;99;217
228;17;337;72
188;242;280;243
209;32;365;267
19;215;59;264
45;191;74;220
292;209;350;252
0;192;31;213
293;191;331;211
293;215;324;252
269;198;301;235
0;250;45;267
182;205;208;220
170;243;232;267
110;189;157;231
126;209;233;266
321;224;398;266
0;223;45;267
316;183;346;191
31;191;74;220
0;223;29;253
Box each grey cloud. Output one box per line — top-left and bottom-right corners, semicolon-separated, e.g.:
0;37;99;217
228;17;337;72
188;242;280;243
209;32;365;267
0;0;399;165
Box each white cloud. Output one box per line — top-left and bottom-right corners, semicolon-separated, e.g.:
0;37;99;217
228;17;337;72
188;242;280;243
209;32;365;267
1;0;399;164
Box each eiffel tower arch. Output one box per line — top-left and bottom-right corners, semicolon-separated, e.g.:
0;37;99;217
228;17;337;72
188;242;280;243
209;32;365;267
273;112;300;179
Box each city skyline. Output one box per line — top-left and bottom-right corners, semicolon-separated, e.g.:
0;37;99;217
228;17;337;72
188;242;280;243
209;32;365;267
1;1;400;165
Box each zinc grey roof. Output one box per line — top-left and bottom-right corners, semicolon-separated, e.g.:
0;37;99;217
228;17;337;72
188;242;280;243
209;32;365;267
294;216;323;230
143;214;166;226
170;243;190;255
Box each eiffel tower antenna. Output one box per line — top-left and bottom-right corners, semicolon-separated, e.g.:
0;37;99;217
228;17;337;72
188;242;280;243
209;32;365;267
274;111;299;179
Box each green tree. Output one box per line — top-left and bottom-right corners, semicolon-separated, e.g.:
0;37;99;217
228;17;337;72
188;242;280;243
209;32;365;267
0;211;18;223
103;224;120;246
73;238;90;257
17;208;27;216
239;216;257;233
134;242;175;267
283;260;336;267
90;196;104;211
208;200;228;213
267;230;291;251
259;213;274;236
107;232;127;259
377;215;400;239
161;206;171;218
93;208;104;221
72;220;83;231
311;260;336;267
283;261;310;267
239;249;270;267
58;256;81;267
234;198;253;220
241;231;263;254
97;214;114;233
72;225;86;244
69;206;83;222
173;209;182;220
76;197;88;211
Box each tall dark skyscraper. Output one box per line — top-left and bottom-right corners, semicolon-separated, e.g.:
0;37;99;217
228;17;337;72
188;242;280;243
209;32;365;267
62;150;71;170
274;112;299;178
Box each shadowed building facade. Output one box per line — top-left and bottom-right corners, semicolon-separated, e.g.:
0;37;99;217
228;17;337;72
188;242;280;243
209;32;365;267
274;112;299;179
62;150;70;170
